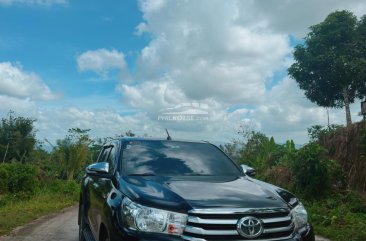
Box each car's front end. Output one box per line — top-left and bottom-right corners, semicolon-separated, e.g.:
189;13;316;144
114;194;314;241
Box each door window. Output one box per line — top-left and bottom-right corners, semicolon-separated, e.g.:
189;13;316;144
107;146;116;173
98;146;111;163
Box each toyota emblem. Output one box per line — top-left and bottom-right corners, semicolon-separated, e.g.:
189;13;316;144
237;216;263;238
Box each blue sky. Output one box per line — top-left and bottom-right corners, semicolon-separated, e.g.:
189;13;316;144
0;0;364;145
0;1;146;100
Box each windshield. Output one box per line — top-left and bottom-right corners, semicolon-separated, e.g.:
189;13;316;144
122;140;241;176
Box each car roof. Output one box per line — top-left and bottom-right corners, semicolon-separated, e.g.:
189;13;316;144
118;137;209;144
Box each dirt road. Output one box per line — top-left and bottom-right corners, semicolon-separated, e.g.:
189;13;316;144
0;205;329;241
0;206;78;241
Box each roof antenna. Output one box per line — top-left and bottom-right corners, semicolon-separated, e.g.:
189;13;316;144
165;129;172;140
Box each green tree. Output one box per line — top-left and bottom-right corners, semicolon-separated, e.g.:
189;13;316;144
357;15;366;95
219;141;241;162
288;10;366;126
307;124;343;142
0;111;36;163
292;143;343;199
125;130;136;137
278;140;297;166
239;132;285;173
239;131;269;167
54;128;90;180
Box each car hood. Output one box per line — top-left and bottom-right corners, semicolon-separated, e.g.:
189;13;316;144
119;176;291;213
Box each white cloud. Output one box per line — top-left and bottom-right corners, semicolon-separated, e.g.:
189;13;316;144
77;49;127;79
115;0;366;144
0;95;37;114
120;79;186;116
0;0;67;6
242;77;363;143
119;0;294;141
34;107;160;144
134;22;149;36
2;0;364;146
252;78;327;142
235;0;366;37
0;62;59;101
139;0;166;13
133;0;291;104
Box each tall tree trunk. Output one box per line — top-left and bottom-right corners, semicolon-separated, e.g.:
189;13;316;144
343;88;352;127
20;151;27;163
67;169;74;180
2;143;9;163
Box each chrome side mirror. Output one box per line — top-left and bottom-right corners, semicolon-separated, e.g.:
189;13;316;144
86;162;109;175
240;164;256;177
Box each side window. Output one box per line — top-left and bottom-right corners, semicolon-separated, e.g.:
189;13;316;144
107;146;116;173
98;147;111;163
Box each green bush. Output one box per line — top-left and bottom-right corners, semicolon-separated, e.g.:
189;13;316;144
263;165;294;191
0;166;9;194
0;163;39;193
46;179;80;200
292;143;343;199
306;191;366;241
0;179;80;208
307;124;343;142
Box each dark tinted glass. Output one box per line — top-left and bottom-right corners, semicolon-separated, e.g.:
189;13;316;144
107;146;115;172
122;141;241;176
98;147;111;163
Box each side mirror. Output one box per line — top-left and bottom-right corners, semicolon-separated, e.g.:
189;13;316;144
86;162;110;176
240;164;256;177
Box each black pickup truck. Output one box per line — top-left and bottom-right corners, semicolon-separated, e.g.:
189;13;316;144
78;138;314;241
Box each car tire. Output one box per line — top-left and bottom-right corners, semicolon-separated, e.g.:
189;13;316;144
79;203;86;241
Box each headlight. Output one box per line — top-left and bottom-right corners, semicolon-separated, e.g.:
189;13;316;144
291;203;308;231
121;197;187;235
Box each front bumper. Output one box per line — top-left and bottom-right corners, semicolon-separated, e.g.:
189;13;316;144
116;224;315;241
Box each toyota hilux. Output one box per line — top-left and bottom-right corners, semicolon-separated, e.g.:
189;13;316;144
78;138;314;241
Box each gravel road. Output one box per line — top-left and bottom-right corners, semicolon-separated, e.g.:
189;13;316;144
0;205;330;241
0;206;78;241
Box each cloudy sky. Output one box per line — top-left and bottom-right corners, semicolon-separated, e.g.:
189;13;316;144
0;0;365;146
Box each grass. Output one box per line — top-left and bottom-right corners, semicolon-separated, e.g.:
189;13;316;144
0;180;79;235
304;191;366;241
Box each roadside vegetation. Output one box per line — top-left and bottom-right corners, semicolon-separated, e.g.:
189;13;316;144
0;111;135;235
221;123;366;241
284;10;366;241
2;111;365;240
0;179;79;234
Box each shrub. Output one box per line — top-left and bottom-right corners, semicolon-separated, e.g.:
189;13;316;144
35;158;62;184
46;179;79;200
292;143;343;199
0;163;39;193
263;165;294;191
239;132;288;177
307;124;343;142
305;191;366;241
0;166;9;194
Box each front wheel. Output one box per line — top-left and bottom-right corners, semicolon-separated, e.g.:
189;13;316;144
78;204;86;241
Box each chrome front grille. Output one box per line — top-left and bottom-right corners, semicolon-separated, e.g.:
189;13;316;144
182;207;294;241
